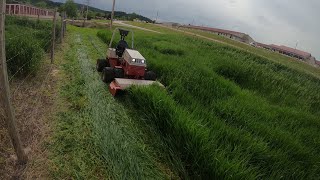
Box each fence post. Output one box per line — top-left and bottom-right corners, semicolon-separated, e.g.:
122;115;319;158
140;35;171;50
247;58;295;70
63;12;66;38
50;9;57;64
0;0;28;164
60;11;64;43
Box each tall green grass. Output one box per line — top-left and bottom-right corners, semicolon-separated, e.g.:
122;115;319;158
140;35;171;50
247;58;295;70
51;27;174;179
5;16;61;77
97;27;320;179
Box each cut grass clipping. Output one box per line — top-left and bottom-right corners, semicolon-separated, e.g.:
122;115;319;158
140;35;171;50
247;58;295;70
97;27;320;179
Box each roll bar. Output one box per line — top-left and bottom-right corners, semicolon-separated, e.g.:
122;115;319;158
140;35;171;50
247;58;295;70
109;28;134;49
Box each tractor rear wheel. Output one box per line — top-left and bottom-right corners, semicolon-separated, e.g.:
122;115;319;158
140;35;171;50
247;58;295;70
145;71;157;81
114;68;124;78
96;59;110;72
102;67;115;83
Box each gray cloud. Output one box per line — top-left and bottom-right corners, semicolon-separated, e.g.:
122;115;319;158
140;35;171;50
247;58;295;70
54;0;320;60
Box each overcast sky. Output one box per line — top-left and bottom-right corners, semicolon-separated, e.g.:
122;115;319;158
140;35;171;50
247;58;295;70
55;0;320;60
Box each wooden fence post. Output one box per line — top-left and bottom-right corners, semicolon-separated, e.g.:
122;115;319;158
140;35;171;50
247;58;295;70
63;12;66;38
50;9;57;64
0;0;27;164
60;11;64;43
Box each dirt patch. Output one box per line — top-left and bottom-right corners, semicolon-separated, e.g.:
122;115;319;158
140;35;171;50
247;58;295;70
0;45;63;179
68;20;110;28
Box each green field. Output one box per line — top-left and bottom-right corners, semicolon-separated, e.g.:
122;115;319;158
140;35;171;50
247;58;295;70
48;22;320;179
126;21;320;79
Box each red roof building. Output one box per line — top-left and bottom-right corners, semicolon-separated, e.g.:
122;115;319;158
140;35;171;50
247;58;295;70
256;42;272;50
185;25;245;38
269;44;311;60
256;42;313;60
5;4;55;17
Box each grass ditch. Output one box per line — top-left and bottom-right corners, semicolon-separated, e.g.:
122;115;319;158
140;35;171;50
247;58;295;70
97;25;320;179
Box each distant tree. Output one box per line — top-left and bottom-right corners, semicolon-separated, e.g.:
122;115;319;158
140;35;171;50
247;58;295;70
107;13;111;19
104;11;108;18
64;0;77;18
86;11;95;20
24;0;32;5
96;12;101;17
36;2;47;8
58;5;65;14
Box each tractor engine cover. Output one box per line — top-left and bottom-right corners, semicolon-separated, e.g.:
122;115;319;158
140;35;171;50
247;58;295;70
123;49;147;67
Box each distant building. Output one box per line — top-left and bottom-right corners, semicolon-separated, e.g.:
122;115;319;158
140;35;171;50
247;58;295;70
133;19;146;23
256;43;317;66
182;25;255;44
161;22;181;28
5;4;55;18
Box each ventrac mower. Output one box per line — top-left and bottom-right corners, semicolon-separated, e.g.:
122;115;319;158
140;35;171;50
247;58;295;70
96;28;163;96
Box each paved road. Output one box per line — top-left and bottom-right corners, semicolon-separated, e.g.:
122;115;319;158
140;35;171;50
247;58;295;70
114;21;163;34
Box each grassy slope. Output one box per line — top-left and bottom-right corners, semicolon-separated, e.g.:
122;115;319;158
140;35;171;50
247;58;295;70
50;26;181;179
97;23;320;179
181;28;320;78
126;21;320;79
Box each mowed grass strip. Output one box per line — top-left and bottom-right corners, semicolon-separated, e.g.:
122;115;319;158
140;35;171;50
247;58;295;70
97;26;320;179
50;27;170;179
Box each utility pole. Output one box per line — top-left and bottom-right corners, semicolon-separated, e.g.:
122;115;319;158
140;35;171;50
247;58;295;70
295;41;299;52
110;0;115;29
155;11;159;23
84;0;89;26
0;0;27;164
81;4;84;18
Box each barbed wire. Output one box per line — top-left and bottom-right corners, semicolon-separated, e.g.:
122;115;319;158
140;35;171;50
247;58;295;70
12;66;38;96
8;37;53;82
11;37;53;99
7;29;44;41
6;33;53;63
30;63;54;116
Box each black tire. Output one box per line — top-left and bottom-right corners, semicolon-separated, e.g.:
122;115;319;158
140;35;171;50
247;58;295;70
145;71;157;81
102;67;115;83
114;68;124;78
96;59;109;72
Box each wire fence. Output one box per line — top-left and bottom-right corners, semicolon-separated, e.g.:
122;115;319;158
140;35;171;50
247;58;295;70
11;36;53;96
0;7;67;166
7;34;53;82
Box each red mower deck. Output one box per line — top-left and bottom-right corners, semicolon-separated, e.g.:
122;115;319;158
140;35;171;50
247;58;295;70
109;78;164;96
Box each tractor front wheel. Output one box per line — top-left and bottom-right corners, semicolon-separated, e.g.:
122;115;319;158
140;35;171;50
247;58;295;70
145;71;157;81
102;67;115;83
96;59;110;72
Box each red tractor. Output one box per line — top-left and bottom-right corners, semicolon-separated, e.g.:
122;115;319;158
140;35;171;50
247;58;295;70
96;28;162;96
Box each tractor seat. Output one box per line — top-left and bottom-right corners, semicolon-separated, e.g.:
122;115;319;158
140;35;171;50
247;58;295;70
116;40;129;57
